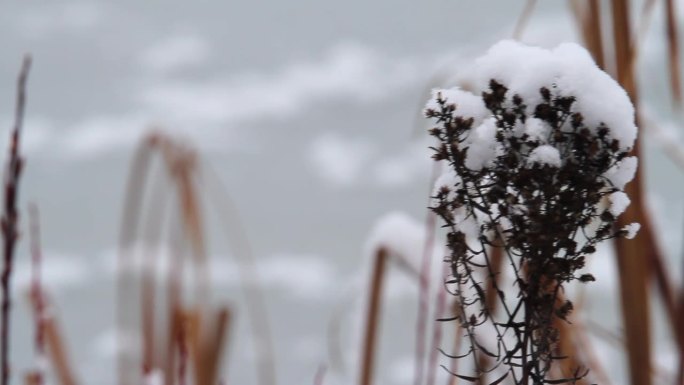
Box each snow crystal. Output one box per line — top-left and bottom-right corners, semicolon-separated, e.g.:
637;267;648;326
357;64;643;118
622;223;640;239
465;118;501;170
527;145;561;168
425;88;488;125
604;156;637;189
608;191;631;216
470;40;637;151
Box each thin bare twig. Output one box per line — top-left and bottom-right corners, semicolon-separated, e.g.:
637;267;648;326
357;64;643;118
1;54;31;385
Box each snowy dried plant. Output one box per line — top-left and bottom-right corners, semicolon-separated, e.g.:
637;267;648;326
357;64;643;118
424;41;640;385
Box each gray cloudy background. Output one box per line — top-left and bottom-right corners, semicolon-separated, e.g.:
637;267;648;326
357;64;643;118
0;1;683;385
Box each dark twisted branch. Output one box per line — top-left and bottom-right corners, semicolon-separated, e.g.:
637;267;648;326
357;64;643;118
1;54;31;385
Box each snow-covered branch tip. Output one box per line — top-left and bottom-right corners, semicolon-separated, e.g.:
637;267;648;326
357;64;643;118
424;41;639;385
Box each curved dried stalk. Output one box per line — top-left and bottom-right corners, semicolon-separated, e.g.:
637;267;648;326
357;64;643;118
118;132;232;385
201;164;278;385
360;248;389;385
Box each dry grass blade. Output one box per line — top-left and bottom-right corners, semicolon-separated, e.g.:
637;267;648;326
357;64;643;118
568;0;605;69
641;115;684;170
314;364;326;385
609;2;653;384
512;0;538;40
202;164;277;385
28;294;78;385
585;0;605;69
0;54;31;385
415;162;440;385
118;135;155;385
28;204;45;385
570;319;613;385
665;0;682;105
200;308;231;385
360;248;388;385
550;298;589;385
679;282;684;384
425;258;449;385
24;372;41;385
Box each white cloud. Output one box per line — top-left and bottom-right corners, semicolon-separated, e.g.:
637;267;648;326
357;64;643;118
139;42;428;128
60;114;150;159
0;116;54;156
13;3;104;38
24;42;461;158
308;133;374;187
372;144;432;188
141;34;211;74
13;251;91;293
211;254;338;300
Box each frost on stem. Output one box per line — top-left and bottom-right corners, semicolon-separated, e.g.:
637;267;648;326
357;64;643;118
424;41;639;385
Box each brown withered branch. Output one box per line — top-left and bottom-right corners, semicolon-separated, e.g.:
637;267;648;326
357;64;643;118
425;80;636;385
1;55;31;385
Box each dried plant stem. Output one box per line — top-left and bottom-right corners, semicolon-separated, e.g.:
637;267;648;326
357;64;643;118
203;164;277;385
1;55;31;385
42;313;78;385
568;0;605;69
512;0;537;40
609;2;653;385
550;296;589;385
360;248;388;385
415;162;440;385
571;319;613;385
28;204;45;385
314;364;326;385
425;257;449;385
446;305;463;385
665;0;682;105
586;0;605;69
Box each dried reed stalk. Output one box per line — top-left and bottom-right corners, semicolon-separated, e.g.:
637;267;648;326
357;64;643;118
360;247;388;385
512;0;537;40
585;0;605;69
550;299;589;385
28;204;45;385
0;55;31;385
415;162;440;385
28;294;78;385
571;319;613;385
571;1;684;383
203;164;278;385
314;364;326;385
118;135;156;385
610;2;652;384
120;133;216;385
199;308;231;385
665;0;682;105
425;257;449;385
24;372;41;385
568;0;605;69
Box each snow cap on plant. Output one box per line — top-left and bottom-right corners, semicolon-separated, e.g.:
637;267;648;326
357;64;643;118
424;40;640;384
